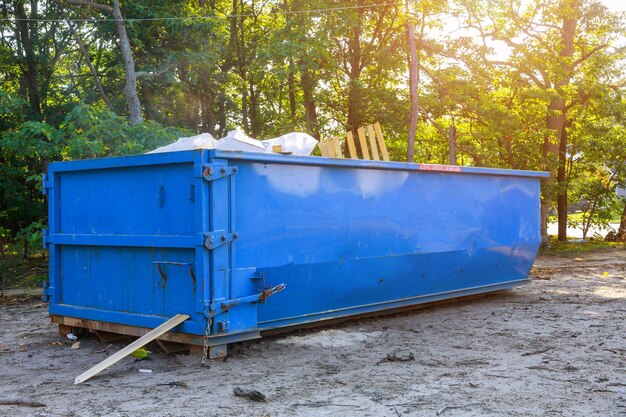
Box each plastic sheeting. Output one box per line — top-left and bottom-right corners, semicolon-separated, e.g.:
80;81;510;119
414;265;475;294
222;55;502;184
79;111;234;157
147;133;217;154
215;128;266;152
147;128;318;156
261;132;318;156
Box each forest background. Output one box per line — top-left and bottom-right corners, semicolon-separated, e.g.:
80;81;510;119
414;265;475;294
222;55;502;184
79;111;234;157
2;0;626;265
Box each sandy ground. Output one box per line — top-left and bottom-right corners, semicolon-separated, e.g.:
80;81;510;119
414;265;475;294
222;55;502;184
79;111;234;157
0;251;625;417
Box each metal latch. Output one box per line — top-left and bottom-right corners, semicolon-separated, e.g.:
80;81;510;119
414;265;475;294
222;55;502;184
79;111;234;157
204;232;238;250
202;164;238;181
203;283;286;318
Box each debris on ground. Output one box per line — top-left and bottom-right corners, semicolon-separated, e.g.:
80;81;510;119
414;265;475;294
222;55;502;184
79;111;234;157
157;381;188;388
233;387;267;402
0;400;47;408
378;351;415;364
436;402;485;415
131;347;151;360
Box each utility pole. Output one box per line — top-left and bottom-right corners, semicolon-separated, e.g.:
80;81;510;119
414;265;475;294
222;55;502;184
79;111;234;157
406;12;419;163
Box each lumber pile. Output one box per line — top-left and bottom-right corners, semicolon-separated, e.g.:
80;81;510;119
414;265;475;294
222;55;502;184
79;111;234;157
320;122;390;162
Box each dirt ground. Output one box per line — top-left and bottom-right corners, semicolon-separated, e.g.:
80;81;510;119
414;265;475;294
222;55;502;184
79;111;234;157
1;251;625;417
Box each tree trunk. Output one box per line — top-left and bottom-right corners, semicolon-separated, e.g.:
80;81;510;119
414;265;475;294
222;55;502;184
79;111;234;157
346;25;363;155
448;124;457;165
406;22;419;163
238;0;249;132
302;70;319;139
557;123;569;241
249;83;260;136
14;1;41;115
288;66;296;121
141;80;165;123
540;2;577;246
618;200;626;241
200;91;214;135
112;0;143;125
71;25;112;109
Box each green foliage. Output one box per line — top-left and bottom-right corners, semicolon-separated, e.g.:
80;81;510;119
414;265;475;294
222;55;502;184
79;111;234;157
538;237;623;256
60;105;189;159
14;220;45;259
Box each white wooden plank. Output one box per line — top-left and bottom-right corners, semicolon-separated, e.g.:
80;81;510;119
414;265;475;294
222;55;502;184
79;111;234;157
74;314;190;384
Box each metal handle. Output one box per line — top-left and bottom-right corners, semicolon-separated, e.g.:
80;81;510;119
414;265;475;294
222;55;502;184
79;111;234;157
153;261;196;290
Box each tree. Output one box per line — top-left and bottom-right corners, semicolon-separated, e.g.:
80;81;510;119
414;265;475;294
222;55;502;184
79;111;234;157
59;0;144;125
457;0;625;243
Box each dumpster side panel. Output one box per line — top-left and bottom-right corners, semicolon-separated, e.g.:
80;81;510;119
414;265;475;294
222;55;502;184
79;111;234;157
229;160;541;328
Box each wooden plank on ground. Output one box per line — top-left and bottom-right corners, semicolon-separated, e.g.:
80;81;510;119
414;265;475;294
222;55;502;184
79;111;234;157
357;127;370;160
332;137;343;158
374;122;390;162
319;141;329;157
367;124;380;160
74;314;190;384
345;132;357;159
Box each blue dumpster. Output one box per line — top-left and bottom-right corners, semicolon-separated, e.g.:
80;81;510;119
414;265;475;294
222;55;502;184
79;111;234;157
43;149;548;357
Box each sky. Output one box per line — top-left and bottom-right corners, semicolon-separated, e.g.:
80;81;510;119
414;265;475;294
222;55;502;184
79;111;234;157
602;0;626;12
438;0;626;61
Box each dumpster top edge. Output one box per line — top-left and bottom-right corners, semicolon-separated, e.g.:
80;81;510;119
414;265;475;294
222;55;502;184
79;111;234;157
48;150;196;172
48;149;549;179
212;150;550;179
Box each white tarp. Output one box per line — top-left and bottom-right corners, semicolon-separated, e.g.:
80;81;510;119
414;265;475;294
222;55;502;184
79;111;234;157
147;128;317;156
215;128;265;152
262;132;318;156
147;133;217;154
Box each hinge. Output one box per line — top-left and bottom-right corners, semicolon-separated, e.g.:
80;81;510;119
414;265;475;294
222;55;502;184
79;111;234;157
202;163;238;181
42;229;50;249
42;280;50;302
204;232;238;250
41;174;51;195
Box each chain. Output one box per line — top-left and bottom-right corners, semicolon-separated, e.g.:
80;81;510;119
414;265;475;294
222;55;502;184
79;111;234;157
200;316;212;367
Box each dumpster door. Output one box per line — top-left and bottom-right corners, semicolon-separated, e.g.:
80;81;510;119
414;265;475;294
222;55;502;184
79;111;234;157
202;157;285;338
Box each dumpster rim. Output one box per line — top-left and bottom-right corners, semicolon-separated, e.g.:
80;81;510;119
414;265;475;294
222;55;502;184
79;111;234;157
212;150;549;179
48;150;549;179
